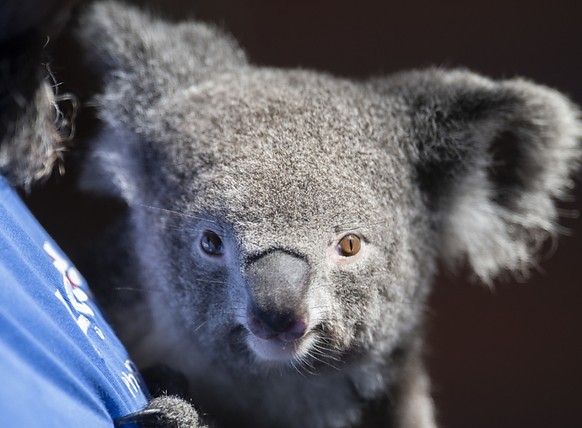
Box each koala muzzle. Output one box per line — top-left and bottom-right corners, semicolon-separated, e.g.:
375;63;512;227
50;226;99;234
244;250;310;342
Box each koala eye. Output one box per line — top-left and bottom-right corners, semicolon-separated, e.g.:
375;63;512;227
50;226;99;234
337;234;362;257
200;231;225;256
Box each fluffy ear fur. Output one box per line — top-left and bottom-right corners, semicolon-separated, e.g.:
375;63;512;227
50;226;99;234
77;0;247;130
79;125;143;201
78;1;247;200
371;69;582;282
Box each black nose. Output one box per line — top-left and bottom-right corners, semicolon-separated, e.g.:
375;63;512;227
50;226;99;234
247;309;307;343
243;249;311;342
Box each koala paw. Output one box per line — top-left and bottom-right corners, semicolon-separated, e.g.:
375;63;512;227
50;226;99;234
115;395;206;428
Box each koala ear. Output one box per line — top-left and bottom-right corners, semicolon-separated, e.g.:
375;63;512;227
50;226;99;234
373;69;582;282
78;1;247;202
77;0;246;126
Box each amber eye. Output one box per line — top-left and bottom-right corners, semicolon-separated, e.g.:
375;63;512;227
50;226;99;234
200;231;225;256
337;234;361;257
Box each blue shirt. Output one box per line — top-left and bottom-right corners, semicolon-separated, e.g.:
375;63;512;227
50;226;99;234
0;175;148;427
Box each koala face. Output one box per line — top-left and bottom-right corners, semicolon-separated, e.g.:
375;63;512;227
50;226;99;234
124;69;429;372
79;1;581;426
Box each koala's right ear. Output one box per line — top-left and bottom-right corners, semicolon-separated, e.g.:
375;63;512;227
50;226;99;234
77;0;246;126
78;1;247;202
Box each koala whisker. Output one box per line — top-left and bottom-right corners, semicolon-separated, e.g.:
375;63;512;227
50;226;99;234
136;203;222;225
289;358;309;378
160;225;206;233
193;320;208;332
308;338;344;371
309;341;343;364
310;339;338;354
299;357;317;375
305;342;336;364
293;355;316;377
307;351;341;372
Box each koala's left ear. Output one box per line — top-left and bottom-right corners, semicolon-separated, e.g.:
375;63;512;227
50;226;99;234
371;69;582;282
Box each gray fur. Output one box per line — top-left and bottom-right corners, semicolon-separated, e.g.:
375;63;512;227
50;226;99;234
79;2;582;427
146;396;206;428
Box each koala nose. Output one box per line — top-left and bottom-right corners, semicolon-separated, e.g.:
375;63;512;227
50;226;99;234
244;249;311;342
247;309;307;342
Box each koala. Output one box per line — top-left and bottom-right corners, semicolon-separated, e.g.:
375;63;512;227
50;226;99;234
78;2;581;427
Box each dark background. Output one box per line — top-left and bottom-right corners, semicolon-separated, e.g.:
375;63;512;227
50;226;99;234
26;1;582;427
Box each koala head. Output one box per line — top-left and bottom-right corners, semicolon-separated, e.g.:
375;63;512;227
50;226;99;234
79;1;581;384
